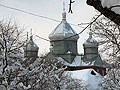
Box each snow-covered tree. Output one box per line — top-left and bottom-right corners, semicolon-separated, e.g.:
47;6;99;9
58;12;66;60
91;16;120;89
0;19;84;90
91;16;120;62
0;19;26;90
87;0;120;25
86;0;120;88
21;53;84;90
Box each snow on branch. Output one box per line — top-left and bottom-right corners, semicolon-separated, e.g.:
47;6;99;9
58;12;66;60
87;0;120;25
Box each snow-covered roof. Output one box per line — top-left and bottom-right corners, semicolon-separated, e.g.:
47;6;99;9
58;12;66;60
83;32;98;47
56;54;104;67
24;36;39;51
67;69;103;90
56;56;82;66
49;9;79;41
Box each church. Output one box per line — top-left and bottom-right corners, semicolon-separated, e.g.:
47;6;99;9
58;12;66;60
23;6;106;76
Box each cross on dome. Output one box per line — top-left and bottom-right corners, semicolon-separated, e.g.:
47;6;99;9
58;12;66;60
89;30;93;38
62;2;66;20
48;2;79;41
30;29;33;40
83;30;98;47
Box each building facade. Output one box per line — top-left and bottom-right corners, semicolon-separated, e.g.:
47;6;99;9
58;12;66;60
23;6;106;76
48;7;106;76
24;35;39;58
23;33;39;67
49;7;79;64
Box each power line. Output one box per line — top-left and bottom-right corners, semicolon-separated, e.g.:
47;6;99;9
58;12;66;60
63;14;102;40
0;4;82;27
0;3;101;60
37;14;102;60
0;4;102;42
36;14;102;42
36;35;50;42
0;4;60;23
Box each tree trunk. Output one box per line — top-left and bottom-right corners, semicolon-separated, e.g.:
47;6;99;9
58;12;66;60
86;0;120;25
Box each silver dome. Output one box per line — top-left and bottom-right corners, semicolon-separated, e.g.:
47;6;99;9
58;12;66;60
49;10;79;41
83;32;98;47
24;36;39;51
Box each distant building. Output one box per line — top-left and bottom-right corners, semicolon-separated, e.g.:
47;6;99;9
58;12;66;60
23;5;106;76
23;33;39;68
83;31;104;66
49;7;79;64
24;34;39;58
48;6;106;76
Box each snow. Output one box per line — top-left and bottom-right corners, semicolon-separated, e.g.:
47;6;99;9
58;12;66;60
57;55;97;67
26;41;39;51
73;56;82;66
84;37;98;45
101;0;120;14
68;69;103;90
19;82;31;89
66;50;72;54
48;11;79;41
50;10;77;35
57;56;83;66
52;20;77;35
87;37;97;43
83;31;98;46
24;36;39;51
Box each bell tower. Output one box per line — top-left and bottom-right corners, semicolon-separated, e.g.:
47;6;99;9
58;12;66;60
83;31;104;66
48;3;79;63
24;30;39;58
83;31;98;60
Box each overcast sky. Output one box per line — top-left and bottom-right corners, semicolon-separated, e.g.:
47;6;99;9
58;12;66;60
0;0;96;54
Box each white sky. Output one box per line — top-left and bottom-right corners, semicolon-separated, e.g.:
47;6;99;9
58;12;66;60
0;0;96;54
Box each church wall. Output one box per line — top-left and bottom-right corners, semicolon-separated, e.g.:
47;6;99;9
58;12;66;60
84;47;98;54
59;54;76;63
52;41;64;54
64;40;78;54
51;40;78;55
85;54;98;60
84;47;98;60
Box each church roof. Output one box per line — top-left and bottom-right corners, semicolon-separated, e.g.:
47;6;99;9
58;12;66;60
24;36;39;51
54;54;104;67
83;32;98;47
49;7;79;41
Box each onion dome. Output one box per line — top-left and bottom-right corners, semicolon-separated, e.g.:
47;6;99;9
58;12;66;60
24;36;39;52
83;32;98;47
48;3;79;41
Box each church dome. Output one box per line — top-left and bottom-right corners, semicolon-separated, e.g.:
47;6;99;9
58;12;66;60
83;32;98;47
48;7;79;41
24;36;39;52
